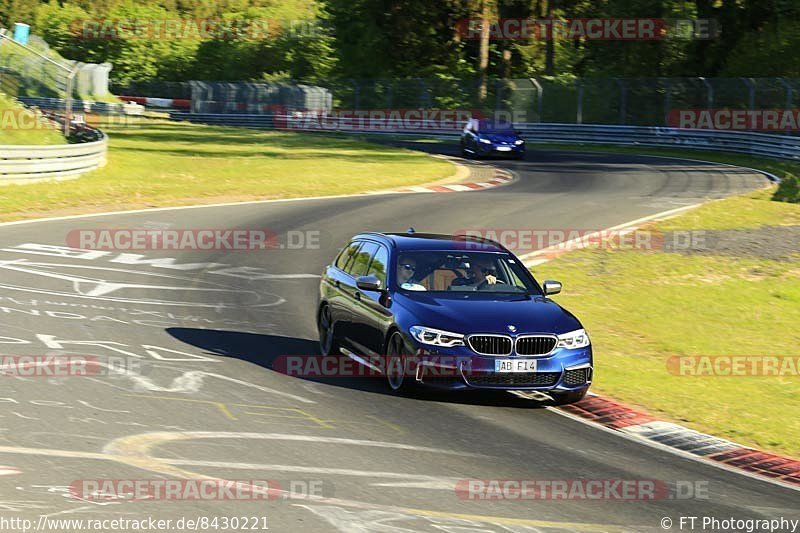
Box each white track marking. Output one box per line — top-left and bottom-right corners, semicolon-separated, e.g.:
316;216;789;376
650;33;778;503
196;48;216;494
519;203;704;267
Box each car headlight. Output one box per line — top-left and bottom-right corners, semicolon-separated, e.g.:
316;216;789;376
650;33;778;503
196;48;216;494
479;138;492;144
410;326;465;347
514;139;524;145
556;329;590;349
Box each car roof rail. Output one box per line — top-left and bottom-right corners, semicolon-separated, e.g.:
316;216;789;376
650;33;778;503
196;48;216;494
453;233;510;252
356;231;396;245
380;231;509;252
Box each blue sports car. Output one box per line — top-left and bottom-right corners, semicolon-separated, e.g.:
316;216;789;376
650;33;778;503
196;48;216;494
460;118;525;159
317;230;592;404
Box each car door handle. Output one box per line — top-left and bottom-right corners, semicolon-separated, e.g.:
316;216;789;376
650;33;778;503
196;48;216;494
354;292;361;300
334;280;340;288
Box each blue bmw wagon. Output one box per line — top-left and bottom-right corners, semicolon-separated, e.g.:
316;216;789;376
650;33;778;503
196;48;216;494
317;231;592;404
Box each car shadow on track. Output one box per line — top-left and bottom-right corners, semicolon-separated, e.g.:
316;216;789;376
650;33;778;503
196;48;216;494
167;327;551;409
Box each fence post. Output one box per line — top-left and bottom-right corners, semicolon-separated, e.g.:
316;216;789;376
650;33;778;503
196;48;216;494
495;79;503;116
64;65;78;137
529;78;543;122
351;79;360;110
699;77;713;109
386;79;393;108
576;80;584;124
419;78;430;108
779;78;793;110
614;78;627;124
741;77;755;110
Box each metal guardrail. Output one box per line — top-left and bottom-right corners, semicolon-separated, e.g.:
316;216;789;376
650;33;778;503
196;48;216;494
17;96;143;115
169;112;276;128
168;112;800;161
0;123;107;182
516;123;800;161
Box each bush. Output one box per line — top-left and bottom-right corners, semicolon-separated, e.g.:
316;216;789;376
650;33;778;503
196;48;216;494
773;174;800;203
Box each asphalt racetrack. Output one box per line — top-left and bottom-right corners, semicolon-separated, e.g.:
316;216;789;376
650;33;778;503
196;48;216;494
0;146;796;532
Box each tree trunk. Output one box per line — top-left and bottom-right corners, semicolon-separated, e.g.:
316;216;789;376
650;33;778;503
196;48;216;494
478;0;491;101
545;0;555;75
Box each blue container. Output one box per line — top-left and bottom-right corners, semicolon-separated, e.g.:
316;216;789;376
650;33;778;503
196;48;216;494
13;23;30;45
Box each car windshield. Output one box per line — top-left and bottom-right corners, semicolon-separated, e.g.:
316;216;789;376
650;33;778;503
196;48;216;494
395;251;540;294
479;121;515;135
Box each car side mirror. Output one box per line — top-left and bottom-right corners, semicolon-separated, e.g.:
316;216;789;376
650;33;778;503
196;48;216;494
356;275;382;292
543;280;562;296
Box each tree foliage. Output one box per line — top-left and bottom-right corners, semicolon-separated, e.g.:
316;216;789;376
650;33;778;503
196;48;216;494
3;0;800;83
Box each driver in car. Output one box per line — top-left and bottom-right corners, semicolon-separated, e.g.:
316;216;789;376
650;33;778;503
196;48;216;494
451;257;500;289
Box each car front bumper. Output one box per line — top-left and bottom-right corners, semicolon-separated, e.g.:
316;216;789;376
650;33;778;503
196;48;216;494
408;345;592;392
477;142;525;156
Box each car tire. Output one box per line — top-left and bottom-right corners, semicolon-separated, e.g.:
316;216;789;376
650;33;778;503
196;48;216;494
318;304;339;356
550;389;588;406
385;331;415;393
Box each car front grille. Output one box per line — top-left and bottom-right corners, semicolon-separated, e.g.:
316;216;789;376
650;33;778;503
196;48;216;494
564;368;591;386
516;336;557;355
467;335;512;356
465;371;561;387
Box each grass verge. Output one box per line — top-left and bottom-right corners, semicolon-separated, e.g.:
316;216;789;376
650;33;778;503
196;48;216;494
0;120;453;222
536;186;800;457
0;93;65;145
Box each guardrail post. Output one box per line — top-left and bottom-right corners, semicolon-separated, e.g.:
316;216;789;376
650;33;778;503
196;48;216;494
576;80;584;124
529;78;543;122
614;78;627;124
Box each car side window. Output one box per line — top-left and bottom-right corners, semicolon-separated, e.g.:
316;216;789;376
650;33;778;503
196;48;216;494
337;241;362;272
347;242;379;278
367;245;389;286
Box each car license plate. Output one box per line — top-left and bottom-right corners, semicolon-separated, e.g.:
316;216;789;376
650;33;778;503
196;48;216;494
496;146;512;151
494;359;537;372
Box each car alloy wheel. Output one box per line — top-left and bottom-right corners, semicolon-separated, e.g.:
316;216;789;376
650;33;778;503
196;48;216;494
386;332;408;391
318;305;336;356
